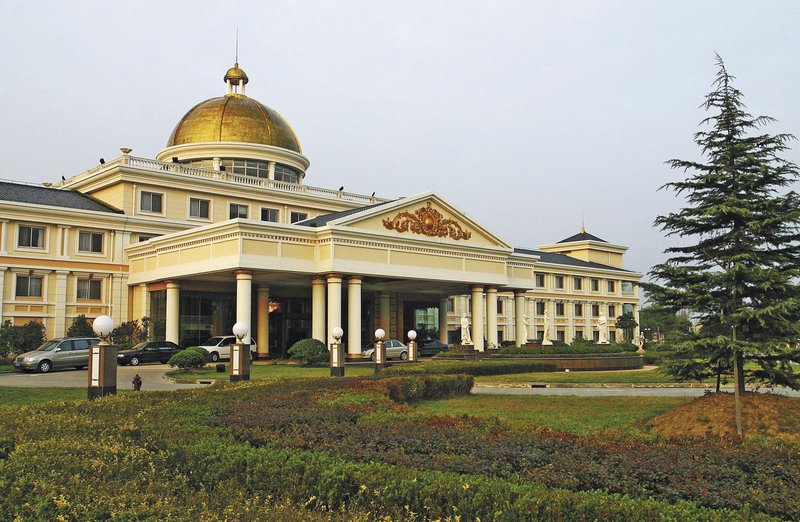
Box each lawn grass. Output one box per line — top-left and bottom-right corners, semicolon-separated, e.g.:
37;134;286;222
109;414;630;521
0;364;13;373
168;362;377;381
0;387;90;406
415;394;692;435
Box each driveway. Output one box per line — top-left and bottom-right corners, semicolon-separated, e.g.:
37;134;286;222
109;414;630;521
0;364;207;391
473;385;800;397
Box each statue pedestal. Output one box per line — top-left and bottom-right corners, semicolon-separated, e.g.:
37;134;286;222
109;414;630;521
542;339;553;346
597;341;610;345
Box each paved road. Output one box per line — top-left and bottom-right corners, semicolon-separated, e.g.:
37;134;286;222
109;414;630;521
473;385;800;397
0;364;207;391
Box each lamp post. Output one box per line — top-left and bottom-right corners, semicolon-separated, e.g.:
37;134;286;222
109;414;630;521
407;330;418;362
230;322;251;382
88;315;117;400
374;328;386;375
330;326;345;377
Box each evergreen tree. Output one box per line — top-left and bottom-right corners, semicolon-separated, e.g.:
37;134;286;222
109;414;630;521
67;314;95;337
614;312;638;342
645;55;800;393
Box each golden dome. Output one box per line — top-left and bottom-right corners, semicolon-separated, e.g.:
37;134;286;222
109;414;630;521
166;94;302;153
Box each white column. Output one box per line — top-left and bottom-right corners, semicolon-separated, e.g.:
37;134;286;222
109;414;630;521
439;297;449;344
514;290;526;347
347;276;362;357
566;299;575;343
548;300;556;342
485;286;498;349
311;277;326;343
327;274;342;345
235;270;252;337
53;270;69;337
257;286;269;358
470;285;485;351
165;280;180;344
268;161;276;180
379;291;391;334
139;284;150;323
0;220;7;255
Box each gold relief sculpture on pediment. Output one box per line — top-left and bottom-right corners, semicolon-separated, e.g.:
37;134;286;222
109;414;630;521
382;202;472;241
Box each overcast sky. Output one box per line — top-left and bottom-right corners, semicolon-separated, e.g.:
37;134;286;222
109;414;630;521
1;1;799;286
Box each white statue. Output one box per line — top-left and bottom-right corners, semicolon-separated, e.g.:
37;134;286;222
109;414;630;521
460;313;472;345
522;316;530;342
542;310;552;345
597;314;609;344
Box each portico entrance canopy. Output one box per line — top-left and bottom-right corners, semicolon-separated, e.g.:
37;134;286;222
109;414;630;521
125;192;538;355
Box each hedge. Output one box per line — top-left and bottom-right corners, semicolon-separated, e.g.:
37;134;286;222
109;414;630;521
498;344;632;355
384;374;473;403
382;360;556;376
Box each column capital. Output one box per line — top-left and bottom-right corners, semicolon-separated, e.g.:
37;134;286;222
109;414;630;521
469;284;485;292
165;279;181;289
326;273;342;283
347;275;363;283
512;289;528;297
485;285;498;293
234;269;253;279
312;276;326;285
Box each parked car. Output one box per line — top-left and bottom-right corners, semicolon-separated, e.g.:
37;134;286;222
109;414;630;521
117;340;182;366
418;339;448;356
198;336;257;362
14;337;101;373
362;339;408;361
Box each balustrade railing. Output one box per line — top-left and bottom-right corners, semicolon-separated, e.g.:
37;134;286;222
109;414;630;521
59;155;386;205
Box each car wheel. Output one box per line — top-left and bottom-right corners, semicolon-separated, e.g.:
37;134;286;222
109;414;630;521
38;360;52;373
400;351;408;361
130;357;140;366
210;352;220;362
369;353;374;361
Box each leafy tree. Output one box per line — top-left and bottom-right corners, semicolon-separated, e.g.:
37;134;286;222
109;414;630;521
67;314;95;337
0;320;19;358
17;321;46;352
109;319;148;348
645;55;800;398
639;306;693;343
614;312;638;342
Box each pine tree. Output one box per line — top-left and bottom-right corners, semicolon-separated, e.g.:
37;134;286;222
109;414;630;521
645;55;800;396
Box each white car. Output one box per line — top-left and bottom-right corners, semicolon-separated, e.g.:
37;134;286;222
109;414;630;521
198;336;257;362
361;339;408;361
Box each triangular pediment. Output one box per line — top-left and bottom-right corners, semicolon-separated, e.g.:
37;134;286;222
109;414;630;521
324;192;511;250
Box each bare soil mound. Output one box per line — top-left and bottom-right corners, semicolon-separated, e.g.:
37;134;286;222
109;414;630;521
650;392;800;441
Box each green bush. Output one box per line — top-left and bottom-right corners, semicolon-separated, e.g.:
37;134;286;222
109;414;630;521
168;349;207;371
287;338;328;366
66;314;94;337
383;360;556;377
0;320;46;357
185;346;210;361
498;343;631;356
385;375;473;403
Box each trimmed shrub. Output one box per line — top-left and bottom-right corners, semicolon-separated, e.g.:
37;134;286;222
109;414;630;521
498;343;631;356
185;346;210;361
383;360;556;377
168;349;206;371
287;338;328;366
385;375;473;403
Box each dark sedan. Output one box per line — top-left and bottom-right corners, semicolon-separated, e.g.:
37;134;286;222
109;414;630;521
117;341;182;366
418;339;448;356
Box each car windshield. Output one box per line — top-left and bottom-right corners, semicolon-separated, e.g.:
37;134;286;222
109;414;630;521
34;340;60;351
200;337;225;346
130;341;150;350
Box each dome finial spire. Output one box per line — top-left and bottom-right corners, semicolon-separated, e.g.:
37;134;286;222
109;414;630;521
224;28;248;95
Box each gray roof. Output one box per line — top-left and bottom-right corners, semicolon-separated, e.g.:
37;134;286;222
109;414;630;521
557;231;607;243
514;247;634;273
0;181;123;213
294;200;396;227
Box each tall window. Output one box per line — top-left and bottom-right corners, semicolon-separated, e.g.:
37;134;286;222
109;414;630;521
591;304;600;317
554;275;564;289
608;305;616;317
607;280;616;293
496;299;504;314
78;231;103;253
555;302;565;316
261;207;279;222
535;301;545;315
189;198;210;219
591;278;599;291
18;225;45;248
556;330;565;342
290;211;308;223
535;273;545;287
574;329;583;340
574;303;583;317
230;203;248;219
573;277;582;290
140;191;163;213
16;275;42;297
77;279;102;300
621;281;634;294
